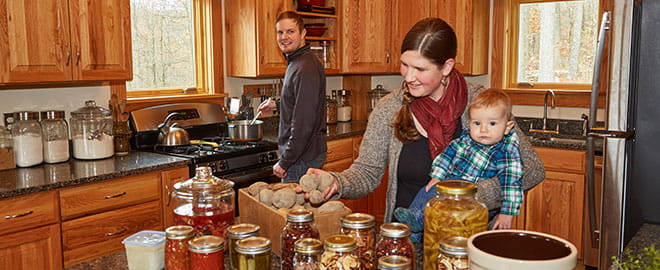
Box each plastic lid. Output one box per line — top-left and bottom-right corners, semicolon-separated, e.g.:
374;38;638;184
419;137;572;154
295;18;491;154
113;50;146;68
379;222;411;238
439;236;468;256
324;234;356;252
173;166;234;200
436;180;477;195
70;100;112;119
294;238;323;254
377;255;411;269
189;236;225;253
341;213;375;229
227;223;260;239
287;209;314;223
165;225;194;240
122;230;166;247
235;236;271;255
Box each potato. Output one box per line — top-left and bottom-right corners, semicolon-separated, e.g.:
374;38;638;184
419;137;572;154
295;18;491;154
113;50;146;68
318;201;346;213
247;181;269;197
258;189;274;206
272;188;297;209
308;190;324;205
299;174;319;193
318;172;334;191
296;193;306;205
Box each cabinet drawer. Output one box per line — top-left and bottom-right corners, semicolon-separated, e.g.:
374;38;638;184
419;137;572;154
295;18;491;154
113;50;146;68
535;147;586;174
0;191;59;235
326;137;354;162
60;171;161;220
61;200;162;266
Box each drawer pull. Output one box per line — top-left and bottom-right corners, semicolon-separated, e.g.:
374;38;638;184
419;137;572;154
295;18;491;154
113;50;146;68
4;210;34;220
105;228;128;237
104;192;127;199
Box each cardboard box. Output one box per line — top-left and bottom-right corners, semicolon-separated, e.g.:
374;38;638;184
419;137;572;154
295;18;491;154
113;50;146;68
237;188;352;256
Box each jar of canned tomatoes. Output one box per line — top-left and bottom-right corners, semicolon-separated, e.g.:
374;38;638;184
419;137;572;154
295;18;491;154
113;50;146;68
166;225;194;270
189;235;225;270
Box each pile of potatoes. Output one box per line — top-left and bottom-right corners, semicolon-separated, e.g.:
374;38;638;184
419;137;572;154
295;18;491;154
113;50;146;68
246;173;345;214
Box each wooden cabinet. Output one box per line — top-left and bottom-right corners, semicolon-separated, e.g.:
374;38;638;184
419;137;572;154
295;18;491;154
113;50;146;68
0;224;62;270
389;0;436;72
0;191;59;235
162;167;191;228
340;0;392;73
0;0;132;84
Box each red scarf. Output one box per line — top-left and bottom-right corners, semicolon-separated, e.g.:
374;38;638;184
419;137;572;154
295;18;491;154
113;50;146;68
409;69;468;157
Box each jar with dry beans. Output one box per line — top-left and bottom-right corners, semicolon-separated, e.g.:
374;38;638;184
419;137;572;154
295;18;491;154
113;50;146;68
340;213;376;270
165;225;194;270
293;238;324;270
282;209;320;270
236;236;271;270
436;236;468;270
377;255;411;270
375;223;414;266
189;235;225;270
227;223;260;270
321;235;360;270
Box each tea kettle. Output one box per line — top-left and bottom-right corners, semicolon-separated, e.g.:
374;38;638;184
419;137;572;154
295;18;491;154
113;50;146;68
157;113;190;146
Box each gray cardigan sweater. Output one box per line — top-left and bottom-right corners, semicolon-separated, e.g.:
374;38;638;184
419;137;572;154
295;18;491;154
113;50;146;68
331;84;546;222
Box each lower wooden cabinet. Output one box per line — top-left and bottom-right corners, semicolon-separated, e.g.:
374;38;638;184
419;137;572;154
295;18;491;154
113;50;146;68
0;224;62;270
162;167;191;228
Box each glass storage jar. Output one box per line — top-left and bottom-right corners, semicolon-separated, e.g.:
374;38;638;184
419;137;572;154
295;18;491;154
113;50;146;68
423;180;487;270
227;223;261;270
172;166;235;237
436;236;468;270
326;96;337;124
189;235;225;270
70;100;114;159
321;234;359;270
166;225;194;270
375;223;414;265
40;110;70;163
377;255;411;270
0;125;14;169
235;236;271;270
367;85;389;115
112;120;131;156
281;209;320;270
12;111;43;167
340;213;376;269
293;238;323;270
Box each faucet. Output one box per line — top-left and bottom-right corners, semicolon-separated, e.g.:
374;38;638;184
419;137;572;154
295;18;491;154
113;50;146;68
543;90;556;130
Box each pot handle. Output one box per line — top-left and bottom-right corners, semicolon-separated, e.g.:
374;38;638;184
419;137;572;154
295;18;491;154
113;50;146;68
157;112;182;130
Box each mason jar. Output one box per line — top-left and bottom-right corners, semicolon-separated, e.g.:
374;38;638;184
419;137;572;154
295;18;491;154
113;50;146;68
236;236;271;270
41;110;70;163
377;255;411;270
436;236;468;270
375;223;414;265
12;111;43;167
188;235;225;270
227;223;261;270
165;225;194;270
293;238;323;270
70;100;114;159
321;235;359;270
340;213;376;269
281;209;320;270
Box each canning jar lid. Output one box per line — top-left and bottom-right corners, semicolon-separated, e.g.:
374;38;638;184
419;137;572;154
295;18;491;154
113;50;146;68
324;234;356;252
227;223;260;239
340;213;375;229
294;238;323;254
40;110;65;120
287;209;314;223
16;111;39;121
235;236;271;255
435;180;477;195
188;235;225;253
70;100;112;120
173;166;234;200
379;222;411;238
377;255;411;270
439;236;468;256
165;225;194;240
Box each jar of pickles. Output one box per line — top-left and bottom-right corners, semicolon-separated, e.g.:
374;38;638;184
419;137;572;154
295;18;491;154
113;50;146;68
227;223;261;270
321;235;360;270
375;223;414;265
166;225;194;270
189;235;225;270
340;213;376;269
293;238;323;270
236;236;271;270
423;180;487;270
436;236;468;270
377;255;411;270
281;209;320;270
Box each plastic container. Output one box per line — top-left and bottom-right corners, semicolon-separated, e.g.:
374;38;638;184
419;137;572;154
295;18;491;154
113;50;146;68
122;230;166;270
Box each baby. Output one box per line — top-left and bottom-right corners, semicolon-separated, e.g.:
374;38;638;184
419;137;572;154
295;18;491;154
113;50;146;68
395;89;524;240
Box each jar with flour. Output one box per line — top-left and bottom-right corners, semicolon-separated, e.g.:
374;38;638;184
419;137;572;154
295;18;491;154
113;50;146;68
12;111;44;167
70;100;114;160
41;110;70;163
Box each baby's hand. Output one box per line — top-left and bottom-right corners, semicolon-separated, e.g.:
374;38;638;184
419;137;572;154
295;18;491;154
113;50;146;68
492;214;514;230
425;178;441;192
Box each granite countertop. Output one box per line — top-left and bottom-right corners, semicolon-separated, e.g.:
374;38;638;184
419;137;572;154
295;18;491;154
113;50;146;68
0;151;190;199
261;118;369;142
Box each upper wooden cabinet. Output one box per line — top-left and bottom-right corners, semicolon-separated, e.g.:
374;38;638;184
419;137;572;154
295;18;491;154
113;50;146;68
0;0;132;84
341;0;488;75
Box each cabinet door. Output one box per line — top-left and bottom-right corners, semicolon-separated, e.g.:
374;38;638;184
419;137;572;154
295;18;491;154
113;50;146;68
340;0;392;73
162;167;191;228
256;0;290;76
69;0;132;80
0;0;72;83
390;0;434;72
0;224;62;270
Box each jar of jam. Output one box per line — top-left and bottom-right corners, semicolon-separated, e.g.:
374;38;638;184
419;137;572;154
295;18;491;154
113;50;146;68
293;238;323;270
321;235;360;270
236;236;271;270
227;223;261;270
375;223;414;265
423;180;487;270
436;236;468;270
172;166;235;237
340;213;376;269
166;225;194;270
281;209;320;270
377;255;411;270
189;235;225;270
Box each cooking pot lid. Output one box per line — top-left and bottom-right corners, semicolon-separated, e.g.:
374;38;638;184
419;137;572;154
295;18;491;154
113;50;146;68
173;166;234;199
71;100;112;119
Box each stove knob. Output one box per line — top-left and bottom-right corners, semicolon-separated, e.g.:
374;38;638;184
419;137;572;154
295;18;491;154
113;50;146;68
259;153;268;163
216;161;227;171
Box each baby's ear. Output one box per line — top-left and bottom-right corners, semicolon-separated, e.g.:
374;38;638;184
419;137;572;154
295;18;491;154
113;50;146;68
505;120;515;134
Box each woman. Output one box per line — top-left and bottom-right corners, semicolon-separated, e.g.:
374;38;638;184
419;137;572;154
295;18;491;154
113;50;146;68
309;18;545;222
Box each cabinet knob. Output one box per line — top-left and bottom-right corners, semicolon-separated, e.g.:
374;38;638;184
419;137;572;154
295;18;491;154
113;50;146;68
76;50;81;66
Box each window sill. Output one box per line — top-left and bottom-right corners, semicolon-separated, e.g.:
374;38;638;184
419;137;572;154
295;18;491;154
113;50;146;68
495;88;605;108
125;93;228;112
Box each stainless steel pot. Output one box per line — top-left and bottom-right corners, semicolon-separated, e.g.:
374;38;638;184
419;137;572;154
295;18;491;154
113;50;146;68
157;113;190;146
228;120;262;141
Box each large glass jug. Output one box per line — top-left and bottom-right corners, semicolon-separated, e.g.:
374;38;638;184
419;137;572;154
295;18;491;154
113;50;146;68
172;166;235;237
70;100;114;159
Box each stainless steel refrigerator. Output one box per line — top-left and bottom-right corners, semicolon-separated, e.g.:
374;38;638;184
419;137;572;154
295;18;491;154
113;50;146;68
584;0;660;268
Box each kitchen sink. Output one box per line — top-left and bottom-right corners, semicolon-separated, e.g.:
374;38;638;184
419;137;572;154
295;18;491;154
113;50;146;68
531;136;586;144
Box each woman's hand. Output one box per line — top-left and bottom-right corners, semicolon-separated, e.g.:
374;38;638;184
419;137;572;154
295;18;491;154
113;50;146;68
298;168;339;201
257;98;276;113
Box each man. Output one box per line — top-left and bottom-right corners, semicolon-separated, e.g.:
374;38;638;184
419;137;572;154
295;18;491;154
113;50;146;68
257;11;327;182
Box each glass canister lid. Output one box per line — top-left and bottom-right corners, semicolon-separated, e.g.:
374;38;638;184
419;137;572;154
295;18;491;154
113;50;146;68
235;236;271;255
165;225;194;240
435;180;477;195
439;236;468;256
377;255;411;270
340;213;375;229
70;100;112;119
369;85;389;97
324;235;356;252
188;235;225;253
287;209;314;223
294;238;323;255
173;166;234;200
227;223;260;239
379;222;411;238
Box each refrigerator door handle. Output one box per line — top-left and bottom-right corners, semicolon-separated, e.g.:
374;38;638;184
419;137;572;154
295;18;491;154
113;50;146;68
587;129;635;139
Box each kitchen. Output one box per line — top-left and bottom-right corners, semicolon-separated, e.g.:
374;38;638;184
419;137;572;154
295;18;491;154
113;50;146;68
1;0;657;269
